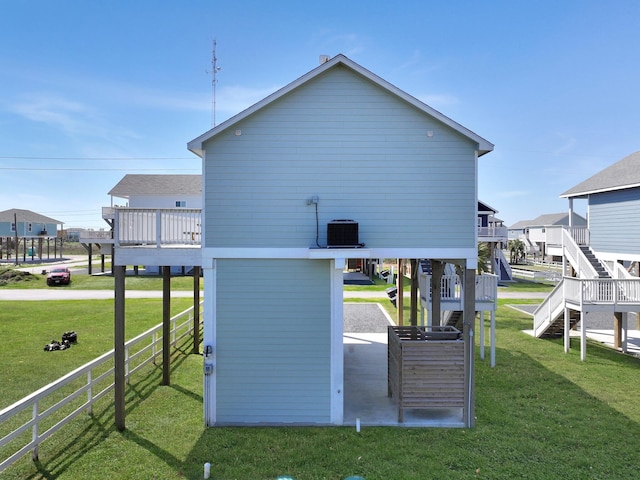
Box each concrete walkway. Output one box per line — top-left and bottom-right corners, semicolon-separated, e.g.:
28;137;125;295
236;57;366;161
0;289;198;301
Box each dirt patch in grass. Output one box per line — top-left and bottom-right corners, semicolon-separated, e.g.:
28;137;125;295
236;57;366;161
0;267;38;286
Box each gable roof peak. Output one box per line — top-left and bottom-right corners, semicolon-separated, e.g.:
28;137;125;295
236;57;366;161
188;53;493;157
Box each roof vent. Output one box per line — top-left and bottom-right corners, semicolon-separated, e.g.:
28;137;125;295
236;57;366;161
319;54;330;65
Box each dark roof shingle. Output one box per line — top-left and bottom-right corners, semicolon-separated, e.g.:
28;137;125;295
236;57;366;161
109;174;202;198
561;151;640;198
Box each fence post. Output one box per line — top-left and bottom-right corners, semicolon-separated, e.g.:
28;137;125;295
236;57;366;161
87;370;93;415
31;403;39;461
152;332;157;365
125;346;130;385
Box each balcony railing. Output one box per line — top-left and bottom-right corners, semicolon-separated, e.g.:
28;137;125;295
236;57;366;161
113;208;202;247
418;272;498;308
478;225;507;240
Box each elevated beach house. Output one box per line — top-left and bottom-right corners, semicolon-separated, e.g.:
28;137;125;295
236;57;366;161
80;174;202;273
0;208;63;261
533;151;640;359
187;54;494;427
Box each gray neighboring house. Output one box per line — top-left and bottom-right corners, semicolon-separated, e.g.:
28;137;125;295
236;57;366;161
562;151;640;264
0;208;63;260
508;212;587;260
188;54;494;427
533;151;640;359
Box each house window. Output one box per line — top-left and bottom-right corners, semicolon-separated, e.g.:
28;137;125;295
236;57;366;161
28;223;32;232
10;223;15;232
175;201;186;207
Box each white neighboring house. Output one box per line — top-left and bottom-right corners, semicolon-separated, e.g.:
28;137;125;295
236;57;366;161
80;174;202;273
508;212;587;260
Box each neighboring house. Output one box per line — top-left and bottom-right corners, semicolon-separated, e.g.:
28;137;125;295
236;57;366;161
508;212;587;260
107;174;202;209
187;54;494;427
0;208;63;260
80;174;202;273
477;200;511;281
561;151;640;265
533;151;640;359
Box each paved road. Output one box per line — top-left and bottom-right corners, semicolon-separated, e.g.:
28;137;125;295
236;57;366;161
0;290;200;301
0;289;549;301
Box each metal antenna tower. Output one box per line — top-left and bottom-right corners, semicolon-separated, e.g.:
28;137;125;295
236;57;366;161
208;39;221;127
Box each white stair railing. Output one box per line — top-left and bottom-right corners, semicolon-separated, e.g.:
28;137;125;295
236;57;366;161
562;229;599;278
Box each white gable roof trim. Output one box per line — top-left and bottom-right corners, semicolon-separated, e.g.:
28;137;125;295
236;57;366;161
188;54;494;157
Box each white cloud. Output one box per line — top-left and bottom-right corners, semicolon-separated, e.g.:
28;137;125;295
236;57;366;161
10;95;97;136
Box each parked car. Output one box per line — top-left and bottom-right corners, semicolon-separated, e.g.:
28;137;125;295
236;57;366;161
46;267;71;286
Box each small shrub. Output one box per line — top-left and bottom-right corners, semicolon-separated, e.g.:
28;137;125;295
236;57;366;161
0;267;38;286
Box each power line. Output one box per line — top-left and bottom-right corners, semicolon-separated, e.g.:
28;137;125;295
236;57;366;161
0;156;195;160
0;167;200;172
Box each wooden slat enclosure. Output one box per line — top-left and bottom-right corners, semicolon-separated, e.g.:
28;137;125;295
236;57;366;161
387;326;464;422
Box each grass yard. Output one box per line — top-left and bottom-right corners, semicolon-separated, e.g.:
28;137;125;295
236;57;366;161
0;268;201;290
0;298;196;407
2;289;640;479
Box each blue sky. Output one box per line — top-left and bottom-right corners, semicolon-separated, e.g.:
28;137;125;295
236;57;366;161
1;1;639;229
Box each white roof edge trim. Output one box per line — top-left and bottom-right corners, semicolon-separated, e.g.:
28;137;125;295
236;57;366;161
187;54;494;157
560;182;640;198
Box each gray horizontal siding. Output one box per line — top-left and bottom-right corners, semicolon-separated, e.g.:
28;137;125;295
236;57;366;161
215;258;332;424
204;65;477;249
589;188;640;257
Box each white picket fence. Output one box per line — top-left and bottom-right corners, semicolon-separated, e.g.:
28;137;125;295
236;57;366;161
0;302;203;473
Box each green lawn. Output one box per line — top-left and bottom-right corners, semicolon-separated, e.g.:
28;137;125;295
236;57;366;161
0;268;201;290
0;298;196;407
2;286;640;478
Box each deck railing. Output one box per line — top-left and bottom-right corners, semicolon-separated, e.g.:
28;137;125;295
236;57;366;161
418;273;498;305
533;277;640;336
478;225;508;240
114;208;202;247
0;303;203;473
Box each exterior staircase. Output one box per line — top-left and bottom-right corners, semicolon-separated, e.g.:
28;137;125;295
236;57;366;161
494;248;513;282
532;229;640;338
578;245;610;278
443;310;463;330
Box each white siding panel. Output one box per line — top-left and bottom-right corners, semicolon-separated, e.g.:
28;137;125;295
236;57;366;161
215;258;332;424
204;65;477;249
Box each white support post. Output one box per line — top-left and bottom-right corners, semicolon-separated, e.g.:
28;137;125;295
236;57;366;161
622;312;628;353
580;312;587;362
564;307;570;353
330;258;345;425
490;310;496;367
479;311;485;361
